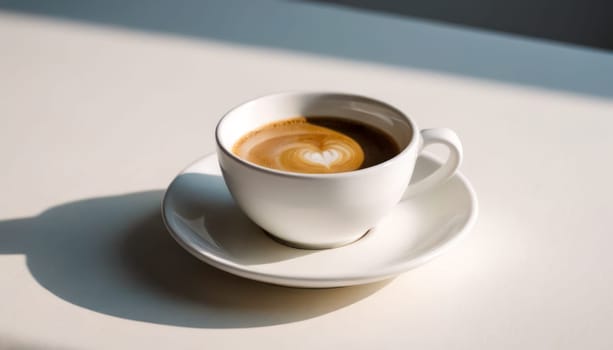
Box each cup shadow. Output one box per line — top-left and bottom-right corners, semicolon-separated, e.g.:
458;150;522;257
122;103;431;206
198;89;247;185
0;188;390;328
166;173;315;265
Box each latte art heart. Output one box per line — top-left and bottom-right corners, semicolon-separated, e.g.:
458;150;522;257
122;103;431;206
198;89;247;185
303;149;340;168
233;117;366;173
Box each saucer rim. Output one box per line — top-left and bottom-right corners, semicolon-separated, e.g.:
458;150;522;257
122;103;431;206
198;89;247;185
161;152;479;288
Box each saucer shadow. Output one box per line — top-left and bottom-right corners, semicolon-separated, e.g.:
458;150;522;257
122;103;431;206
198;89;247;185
0;186;389;328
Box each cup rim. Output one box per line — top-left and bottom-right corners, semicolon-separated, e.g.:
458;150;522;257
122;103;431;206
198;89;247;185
215;91;419;179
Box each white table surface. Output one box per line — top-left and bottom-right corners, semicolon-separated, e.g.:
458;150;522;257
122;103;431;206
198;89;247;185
1;2;613;349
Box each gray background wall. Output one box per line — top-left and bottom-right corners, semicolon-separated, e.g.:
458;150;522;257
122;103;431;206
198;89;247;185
1;0;611;97
312;0;613;51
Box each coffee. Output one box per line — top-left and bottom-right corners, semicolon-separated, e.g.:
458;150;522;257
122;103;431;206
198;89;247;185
232;116;400;174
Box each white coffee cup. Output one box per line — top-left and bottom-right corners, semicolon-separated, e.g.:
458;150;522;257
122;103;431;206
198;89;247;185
216;92;462;249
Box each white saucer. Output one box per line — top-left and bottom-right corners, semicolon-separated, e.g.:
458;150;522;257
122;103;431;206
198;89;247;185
162;153;478;288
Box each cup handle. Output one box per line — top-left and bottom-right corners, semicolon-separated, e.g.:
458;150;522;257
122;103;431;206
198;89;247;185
402;128;463;199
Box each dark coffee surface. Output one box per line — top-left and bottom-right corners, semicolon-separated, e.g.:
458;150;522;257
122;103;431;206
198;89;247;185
306;116;400;169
